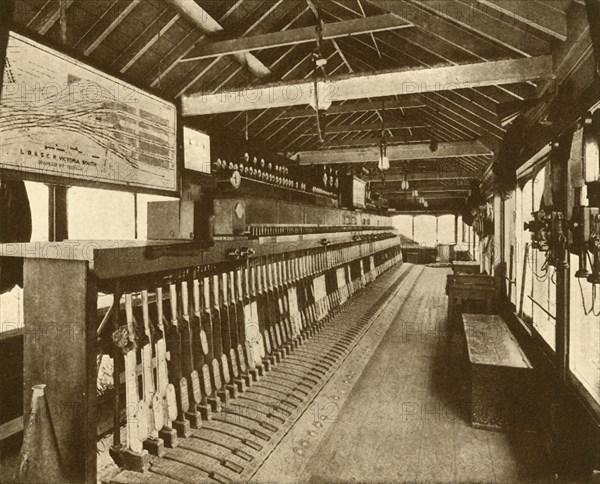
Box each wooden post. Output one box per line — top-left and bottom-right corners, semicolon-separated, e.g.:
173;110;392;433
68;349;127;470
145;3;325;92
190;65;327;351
454;214;458;245
23;258;97;483
48;185;69;242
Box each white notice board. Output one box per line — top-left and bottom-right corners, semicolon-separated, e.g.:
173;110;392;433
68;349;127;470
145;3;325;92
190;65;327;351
0;32;178;192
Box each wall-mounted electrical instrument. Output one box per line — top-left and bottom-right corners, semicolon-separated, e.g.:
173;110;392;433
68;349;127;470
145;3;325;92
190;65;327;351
567;112;600;283
524;210;552;252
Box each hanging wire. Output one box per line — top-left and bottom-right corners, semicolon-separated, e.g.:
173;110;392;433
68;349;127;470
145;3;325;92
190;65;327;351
577;278;592;315
593;284;600;317
532;249;549;282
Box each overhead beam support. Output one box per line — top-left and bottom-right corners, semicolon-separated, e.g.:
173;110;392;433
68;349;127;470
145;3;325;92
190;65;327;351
298;120;429;135
180;13;411;61
161;0;271;78
292;140;493;165
367;174;476;182
182;55;554;115
386;192;468;200
315;133;431;148
279;97;424;118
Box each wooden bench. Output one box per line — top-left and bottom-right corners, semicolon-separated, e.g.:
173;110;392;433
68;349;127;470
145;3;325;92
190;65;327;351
461;314;537;431
451;260;480;274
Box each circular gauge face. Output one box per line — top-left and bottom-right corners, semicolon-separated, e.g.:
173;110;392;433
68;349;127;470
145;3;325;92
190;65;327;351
234;202;245;220
230;170;241;189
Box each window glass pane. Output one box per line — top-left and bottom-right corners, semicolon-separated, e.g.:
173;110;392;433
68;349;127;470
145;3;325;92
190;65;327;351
530;167;556;349
25;181;48;241
569;253;600;403
503;192;517;306
437;214;455;244
521;179;534;319
1;182;48;333
413;215;436;246
68;187;135;239
392;214;414;245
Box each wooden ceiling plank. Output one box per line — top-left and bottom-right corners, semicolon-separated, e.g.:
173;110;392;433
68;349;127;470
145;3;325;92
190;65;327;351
27;0;74;35
179;13;412;61
82;0;140;55
292;140;493;164
476;0;567;41
296;120;429;135
120;13;181;73
425;91;504;136
409;0;551;57
369;0;537;101
332;39;354;73
418;108;475;140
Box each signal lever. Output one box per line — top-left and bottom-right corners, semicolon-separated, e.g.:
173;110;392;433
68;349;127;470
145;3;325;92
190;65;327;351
238;247;256;259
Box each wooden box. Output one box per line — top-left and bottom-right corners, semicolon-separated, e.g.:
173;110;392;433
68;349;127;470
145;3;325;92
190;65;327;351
462;314;538;432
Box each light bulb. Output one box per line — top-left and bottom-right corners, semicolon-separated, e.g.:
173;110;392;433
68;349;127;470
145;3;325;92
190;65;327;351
382;155;390;171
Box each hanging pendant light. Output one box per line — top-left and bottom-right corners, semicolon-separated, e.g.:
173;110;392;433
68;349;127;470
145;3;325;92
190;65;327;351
378;140;389;171
400;174;409;191
378;100;389;171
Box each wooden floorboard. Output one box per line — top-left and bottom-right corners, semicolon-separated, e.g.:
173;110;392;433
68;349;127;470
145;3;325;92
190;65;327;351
300;266;552;484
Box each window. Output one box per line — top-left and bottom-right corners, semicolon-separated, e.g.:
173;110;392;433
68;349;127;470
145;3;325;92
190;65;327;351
392;214;414;245
0;182;48;333
412;215;436;247
437;214;455;245
569;253;600;404
68;187;136;240
502;192;517;306
516;166;556;351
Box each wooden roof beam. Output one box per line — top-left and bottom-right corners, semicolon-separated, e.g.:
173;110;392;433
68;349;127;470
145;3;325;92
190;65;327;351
297;120;429;135
182;55;553;115
179;13;412;61
161;0;271;78
291;140;493;164
279;97;425;118
315;132;432;148
367;174;476;182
